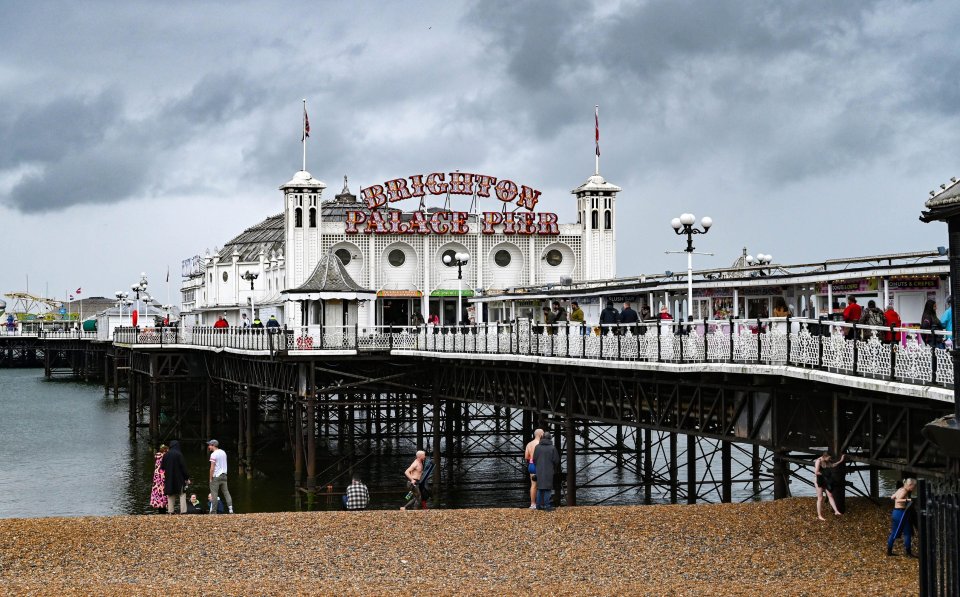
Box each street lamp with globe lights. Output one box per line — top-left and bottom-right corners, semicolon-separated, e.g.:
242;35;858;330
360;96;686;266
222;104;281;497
442;251;470;326
745;253;773;276
130;273;148;327
668;214;713;320
114;291;129;327
242;270;259;323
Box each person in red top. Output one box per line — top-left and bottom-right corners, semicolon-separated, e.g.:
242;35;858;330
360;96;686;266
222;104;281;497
842;296;862;339
213;316;229;329
883;302;902;344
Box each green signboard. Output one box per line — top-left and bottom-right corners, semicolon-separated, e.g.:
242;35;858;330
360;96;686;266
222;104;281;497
430;289;475;297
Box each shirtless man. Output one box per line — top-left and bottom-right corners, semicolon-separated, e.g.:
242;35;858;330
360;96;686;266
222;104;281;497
401;450;426;510
524;429;544;509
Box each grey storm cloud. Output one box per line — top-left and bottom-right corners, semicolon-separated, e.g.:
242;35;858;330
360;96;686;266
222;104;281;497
0;71;271;212
466;0;953;184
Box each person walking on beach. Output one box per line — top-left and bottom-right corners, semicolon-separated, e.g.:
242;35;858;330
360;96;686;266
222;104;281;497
149;444;169;513
887;478;918;557
524;428;545;509
533;432;560;511
207;439;234;514
344;476;370;511
161;440;190;514
401;450;426;511
814;452;845;520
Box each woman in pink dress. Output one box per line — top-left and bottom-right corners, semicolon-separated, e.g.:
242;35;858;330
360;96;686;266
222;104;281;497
149;445;169;512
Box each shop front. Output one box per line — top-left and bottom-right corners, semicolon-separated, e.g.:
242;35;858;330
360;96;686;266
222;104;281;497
377;290;423;326
430;289;474;325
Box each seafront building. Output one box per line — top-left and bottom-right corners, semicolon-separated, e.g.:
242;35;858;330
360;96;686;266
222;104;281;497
179;160;951;331
180;167;620;328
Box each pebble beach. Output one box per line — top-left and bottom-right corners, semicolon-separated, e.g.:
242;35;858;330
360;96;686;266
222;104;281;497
0;497;916;596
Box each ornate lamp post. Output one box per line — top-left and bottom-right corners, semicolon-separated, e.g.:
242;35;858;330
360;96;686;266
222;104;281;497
242;270;259;323
442;252;470;326
114;291;129;326
130;273;148;327
746;252;773;274
668;214;713;320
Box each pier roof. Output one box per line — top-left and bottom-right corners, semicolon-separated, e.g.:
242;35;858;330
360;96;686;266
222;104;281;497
283;252;375;300
218;214;284;262
571;174;621;195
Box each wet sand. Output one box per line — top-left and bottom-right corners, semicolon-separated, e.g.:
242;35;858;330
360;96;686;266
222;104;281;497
0;497;916;596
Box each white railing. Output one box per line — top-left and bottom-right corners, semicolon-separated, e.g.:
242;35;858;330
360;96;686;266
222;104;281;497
0;329;97;339
105;318;954;389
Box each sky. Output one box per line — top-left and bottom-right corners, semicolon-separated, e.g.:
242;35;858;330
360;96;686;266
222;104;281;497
1;0;959;303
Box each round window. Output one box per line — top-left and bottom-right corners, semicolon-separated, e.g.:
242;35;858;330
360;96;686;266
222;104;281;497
388;249;406;267
222;271;229;282
545;249;563;267
442;249;458;267
494;249;512;267
335;248;351;266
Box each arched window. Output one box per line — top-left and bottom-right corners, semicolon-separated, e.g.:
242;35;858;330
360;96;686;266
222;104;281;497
604;210;611;230
294;207;303;228
308;207;317;228
591;210;599;230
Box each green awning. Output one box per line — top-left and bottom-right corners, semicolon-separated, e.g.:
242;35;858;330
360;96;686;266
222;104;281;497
430;289;475;297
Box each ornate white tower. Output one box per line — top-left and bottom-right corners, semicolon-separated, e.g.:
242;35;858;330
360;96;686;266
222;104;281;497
572;173;620;280
281;170;326;290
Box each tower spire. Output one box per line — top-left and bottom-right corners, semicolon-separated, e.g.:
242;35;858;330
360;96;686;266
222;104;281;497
301;99;310;172
595;105;600;176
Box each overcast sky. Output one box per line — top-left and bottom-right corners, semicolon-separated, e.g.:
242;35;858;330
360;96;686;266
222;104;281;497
1;0;958;303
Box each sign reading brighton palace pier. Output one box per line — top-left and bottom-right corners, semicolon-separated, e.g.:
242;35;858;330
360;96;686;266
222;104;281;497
347;171;559;236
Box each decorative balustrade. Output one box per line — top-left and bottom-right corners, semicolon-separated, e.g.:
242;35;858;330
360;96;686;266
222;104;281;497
107;317;955;389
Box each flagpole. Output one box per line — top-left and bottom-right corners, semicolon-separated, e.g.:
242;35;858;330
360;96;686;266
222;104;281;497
595;105;600;176
302;99;307;172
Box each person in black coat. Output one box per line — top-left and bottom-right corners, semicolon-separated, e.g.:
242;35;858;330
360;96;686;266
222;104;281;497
599;301;620;334
533;432;560;511
161;440;191;514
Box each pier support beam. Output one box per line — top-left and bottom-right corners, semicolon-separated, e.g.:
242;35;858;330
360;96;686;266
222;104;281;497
721;440;732;503
772;450;790;499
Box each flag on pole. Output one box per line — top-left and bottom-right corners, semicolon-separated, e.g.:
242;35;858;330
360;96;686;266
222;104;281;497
69;295;74;301
166;266;170;283
595;105;600;157
76;287;82;294
302;105;310;141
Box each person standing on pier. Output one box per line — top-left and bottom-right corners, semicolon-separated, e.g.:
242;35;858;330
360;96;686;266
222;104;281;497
524;428;545;509
207;440;234;514
887;478;917;557
842;296;861;339
814;452;845;520
883;303;902;344
266;315;281;330
569;301;585;334
161;440;190;514
533;432;559;511
400;450;426;510
241;313;251;328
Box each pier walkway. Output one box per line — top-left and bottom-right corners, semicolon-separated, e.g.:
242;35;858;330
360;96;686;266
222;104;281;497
85;317;955;401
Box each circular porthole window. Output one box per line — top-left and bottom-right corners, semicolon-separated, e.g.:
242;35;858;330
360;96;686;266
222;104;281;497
335;248;351;266
495;250;512;267
442;249;458;267
388;249;406;267
222;271;229;282
545;249;563;267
